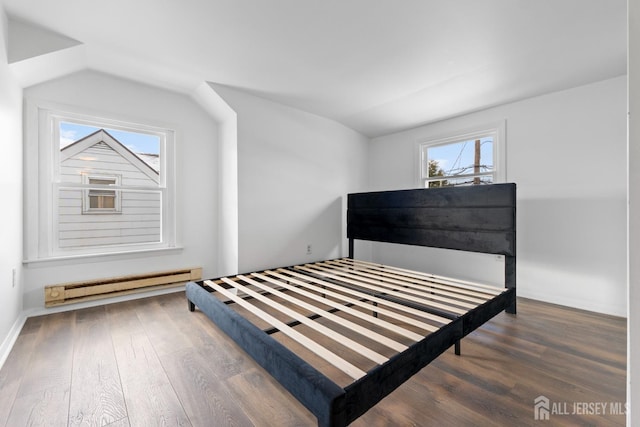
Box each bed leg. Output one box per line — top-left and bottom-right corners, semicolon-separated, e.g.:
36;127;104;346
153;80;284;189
455;340;461;356
188;300;195;312
505;255;516;314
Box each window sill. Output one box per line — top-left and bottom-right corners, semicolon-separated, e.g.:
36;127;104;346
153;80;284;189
23;246;184;268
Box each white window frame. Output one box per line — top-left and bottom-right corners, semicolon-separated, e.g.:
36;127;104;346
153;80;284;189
417;121;506;188
24;99;178;263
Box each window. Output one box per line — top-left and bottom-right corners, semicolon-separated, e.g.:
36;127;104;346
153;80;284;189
83;175;121;213
418;122;505;188
24;100;177;261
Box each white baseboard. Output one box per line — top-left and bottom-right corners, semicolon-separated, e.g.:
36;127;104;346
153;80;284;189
0;312;28;371
518;288;627;318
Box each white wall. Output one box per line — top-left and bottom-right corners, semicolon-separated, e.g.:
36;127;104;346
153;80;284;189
22;70;219;310
211;85;369;272
628;1;639;423
369;76;627;317
0;3;25;362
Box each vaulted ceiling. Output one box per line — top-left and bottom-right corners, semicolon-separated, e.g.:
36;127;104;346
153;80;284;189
4;0;627;137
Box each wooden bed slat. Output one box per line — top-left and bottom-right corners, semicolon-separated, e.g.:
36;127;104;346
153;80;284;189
313;261;479;309
251;272;412;350
342;258;503;294
326;259;492;301
297;265;468;316
205;279;367;380
255;271;425;343
276;268;449;326
230;275;390;364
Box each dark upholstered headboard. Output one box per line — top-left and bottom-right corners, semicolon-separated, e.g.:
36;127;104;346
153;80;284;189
347;183;516;257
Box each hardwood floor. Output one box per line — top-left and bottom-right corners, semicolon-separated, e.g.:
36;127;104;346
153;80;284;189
0;293;626;426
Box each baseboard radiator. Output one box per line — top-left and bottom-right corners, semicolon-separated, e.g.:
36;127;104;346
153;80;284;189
44;267;202;307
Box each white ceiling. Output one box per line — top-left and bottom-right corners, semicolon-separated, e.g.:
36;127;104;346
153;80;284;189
4;0;627;137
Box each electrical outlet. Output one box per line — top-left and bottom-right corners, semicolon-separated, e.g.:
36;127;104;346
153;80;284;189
306;244;312;255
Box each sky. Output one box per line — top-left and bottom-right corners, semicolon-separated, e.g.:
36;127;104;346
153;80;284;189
59;121;160;155
428;136;493;176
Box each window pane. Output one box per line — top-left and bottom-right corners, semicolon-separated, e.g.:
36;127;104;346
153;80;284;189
89;178;115;186
58;187;162;249
427;137;493;181
59;121;161;178
57;121;163;249
89;194;115;209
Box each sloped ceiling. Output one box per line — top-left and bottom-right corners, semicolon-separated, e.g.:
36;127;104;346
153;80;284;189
4;0;627;137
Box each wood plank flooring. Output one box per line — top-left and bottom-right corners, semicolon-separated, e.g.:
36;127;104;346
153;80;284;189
0;292;626;426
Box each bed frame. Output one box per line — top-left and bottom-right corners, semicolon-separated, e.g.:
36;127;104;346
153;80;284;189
186;183;516;426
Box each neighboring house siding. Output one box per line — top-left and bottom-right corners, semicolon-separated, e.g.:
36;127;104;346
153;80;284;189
58;140;161;249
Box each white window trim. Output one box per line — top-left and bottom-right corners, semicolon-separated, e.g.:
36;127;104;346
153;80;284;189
416;121;506;187
24;98;178;263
